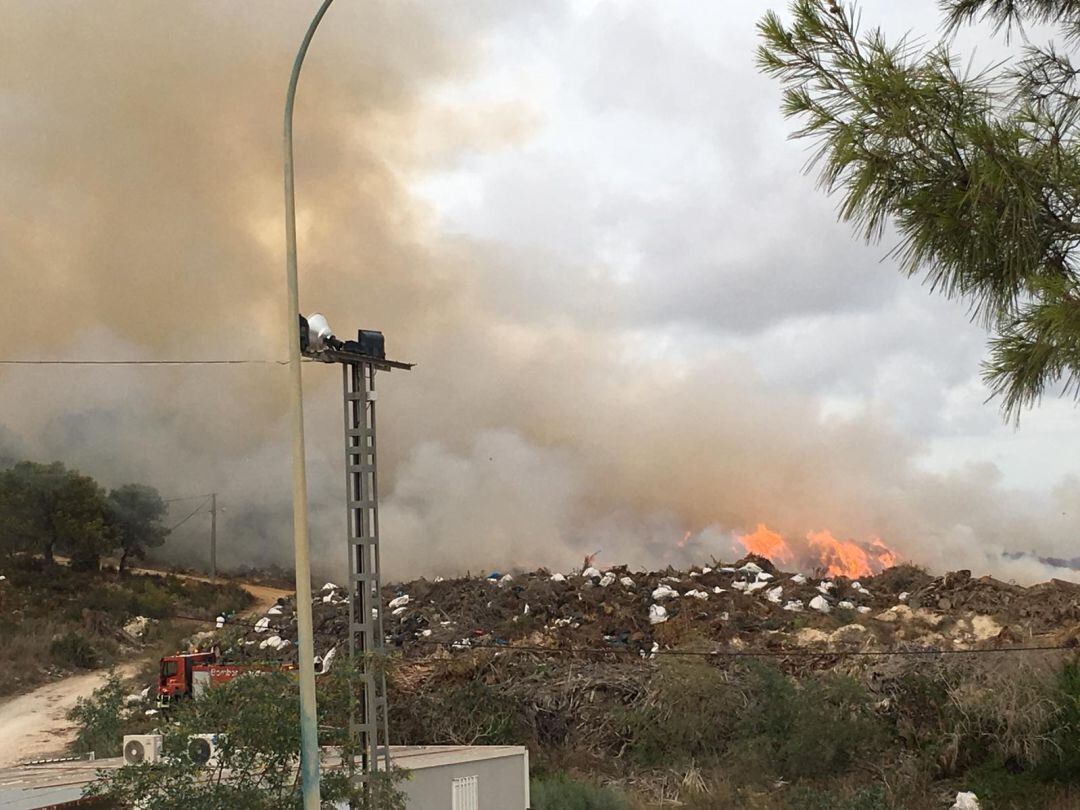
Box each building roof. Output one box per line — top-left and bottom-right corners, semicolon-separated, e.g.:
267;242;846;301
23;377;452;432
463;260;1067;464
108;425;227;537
0;746;527;809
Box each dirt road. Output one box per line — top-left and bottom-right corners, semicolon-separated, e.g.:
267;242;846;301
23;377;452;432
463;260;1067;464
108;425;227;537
0;576;290;766
0;664;139;767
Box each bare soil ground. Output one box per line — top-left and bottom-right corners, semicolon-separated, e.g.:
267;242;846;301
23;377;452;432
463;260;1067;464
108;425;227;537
0;663;139;767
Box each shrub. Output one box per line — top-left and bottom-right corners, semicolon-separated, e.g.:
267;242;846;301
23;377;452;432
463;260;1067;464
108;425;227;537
50;631;99;669
616;657;740;766
924;656;1065;776
68;674;129;757
530;774;631;810
86;666;409;810
728;664;886;779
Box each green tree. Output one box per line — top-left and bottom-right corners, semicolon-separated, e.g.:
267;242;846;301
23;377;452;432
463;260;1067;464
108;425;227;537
0;461;111;568
757;0;1080;419
107;483;169;574
68;673;129;757
84;662;408;809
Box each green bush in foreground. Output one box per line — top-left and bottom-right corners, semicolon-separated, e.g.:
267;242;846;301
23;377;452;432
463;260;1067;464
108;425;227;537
730;664;886;779
530;774;631;810
68;673;128;757
84;664;408;809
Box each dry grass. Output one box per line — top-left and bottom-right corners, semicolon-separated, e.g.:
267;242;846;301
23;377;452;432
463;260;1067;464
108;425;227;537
0;616;70;696
935;655;1064;773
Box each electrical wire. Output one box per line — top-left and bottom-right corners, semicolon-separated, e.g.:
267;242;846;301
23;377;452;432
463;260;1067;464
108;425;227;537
167;498;211;532
0;359;289;365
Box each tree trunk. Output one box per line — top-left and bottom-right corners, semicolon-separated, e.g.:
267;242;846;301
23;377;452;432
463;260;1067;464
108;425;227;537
119;546;129;575
44;538;54;564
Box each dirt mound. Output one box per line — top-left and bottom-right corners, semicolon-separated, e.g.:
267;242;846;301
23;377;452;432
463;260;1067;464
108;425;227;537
214;558;1080;667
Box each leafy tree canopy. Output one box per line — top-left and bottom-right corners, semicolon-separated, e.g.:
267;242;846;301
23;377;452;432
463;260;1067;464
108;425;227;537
107;483;170;573
0;460;170;571
758;0;1080;420
0;461;110;567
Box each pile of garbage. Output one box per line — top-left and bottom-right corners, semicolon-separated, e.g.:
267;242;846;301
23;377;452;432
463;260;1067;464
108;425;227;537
216;556;1080;666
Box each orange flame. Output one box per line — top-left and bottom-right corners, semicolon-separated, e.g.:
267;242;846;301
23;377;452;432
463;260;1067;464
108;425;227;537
736;523;794;565
735;523;897;578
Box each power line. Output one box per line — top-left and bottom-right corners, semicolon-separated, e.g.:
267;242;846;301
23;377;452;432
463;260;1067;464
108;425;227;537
168;498;211;532
0;359;289;366
164;494;215;504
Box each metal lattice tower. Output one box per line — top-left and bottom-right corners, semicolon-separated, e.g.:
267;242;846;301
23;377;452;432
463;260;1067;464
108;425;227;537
343;360;391;780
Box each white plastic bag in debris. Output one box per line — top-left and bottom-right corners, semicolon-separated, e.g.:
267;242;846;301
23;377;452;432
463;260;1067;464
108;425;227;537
651;584;678;601
951;792;980;810
648;604;669;625
317;646;337;674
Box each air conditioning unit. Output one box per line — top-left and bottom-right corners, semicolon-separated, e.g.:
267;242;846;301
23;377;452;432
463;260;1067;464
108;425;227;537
123;734;163;765
187;733;224;767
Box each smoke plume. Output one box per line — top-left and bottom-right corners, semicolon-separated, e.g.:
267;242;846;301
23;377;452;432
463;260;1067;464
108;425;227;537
1;1;1076;584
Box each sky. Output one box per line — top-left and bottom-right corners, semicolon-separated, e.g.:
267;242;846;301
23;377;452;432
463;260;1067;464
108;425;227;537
0;0;1076;582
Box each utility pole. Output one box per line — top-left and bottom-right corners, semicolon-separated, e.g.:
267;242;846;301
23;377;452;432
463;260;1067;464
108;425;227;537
283;2;335;807
209;493;217;581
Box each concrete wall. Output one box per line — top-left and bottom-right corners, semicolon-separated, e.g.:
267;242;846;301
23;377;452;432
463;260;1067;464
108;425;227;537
402;752;529;810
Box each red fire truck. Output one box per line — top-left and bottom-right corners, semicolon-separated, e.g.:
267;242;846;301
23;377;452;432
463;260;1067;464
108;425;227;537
157;651;293;707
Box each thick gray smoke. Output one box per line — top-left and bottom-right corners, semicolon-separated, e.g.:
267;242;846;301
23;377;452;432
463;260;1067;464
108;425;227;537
1;2;1076;584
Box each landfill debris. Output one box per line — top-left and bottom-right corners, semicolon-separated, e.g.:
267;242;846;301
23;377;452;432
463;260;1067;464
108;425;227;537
582;567;601;580
388;595;410;609
123;615;153;639
599;572;616;587
209;555;1080;670
260;635;286;650
951;792;980;810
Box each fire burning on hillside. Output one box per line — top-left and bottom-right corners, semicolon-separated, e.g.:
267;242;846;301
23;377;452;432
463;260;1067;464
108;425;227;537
736;523;897;578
